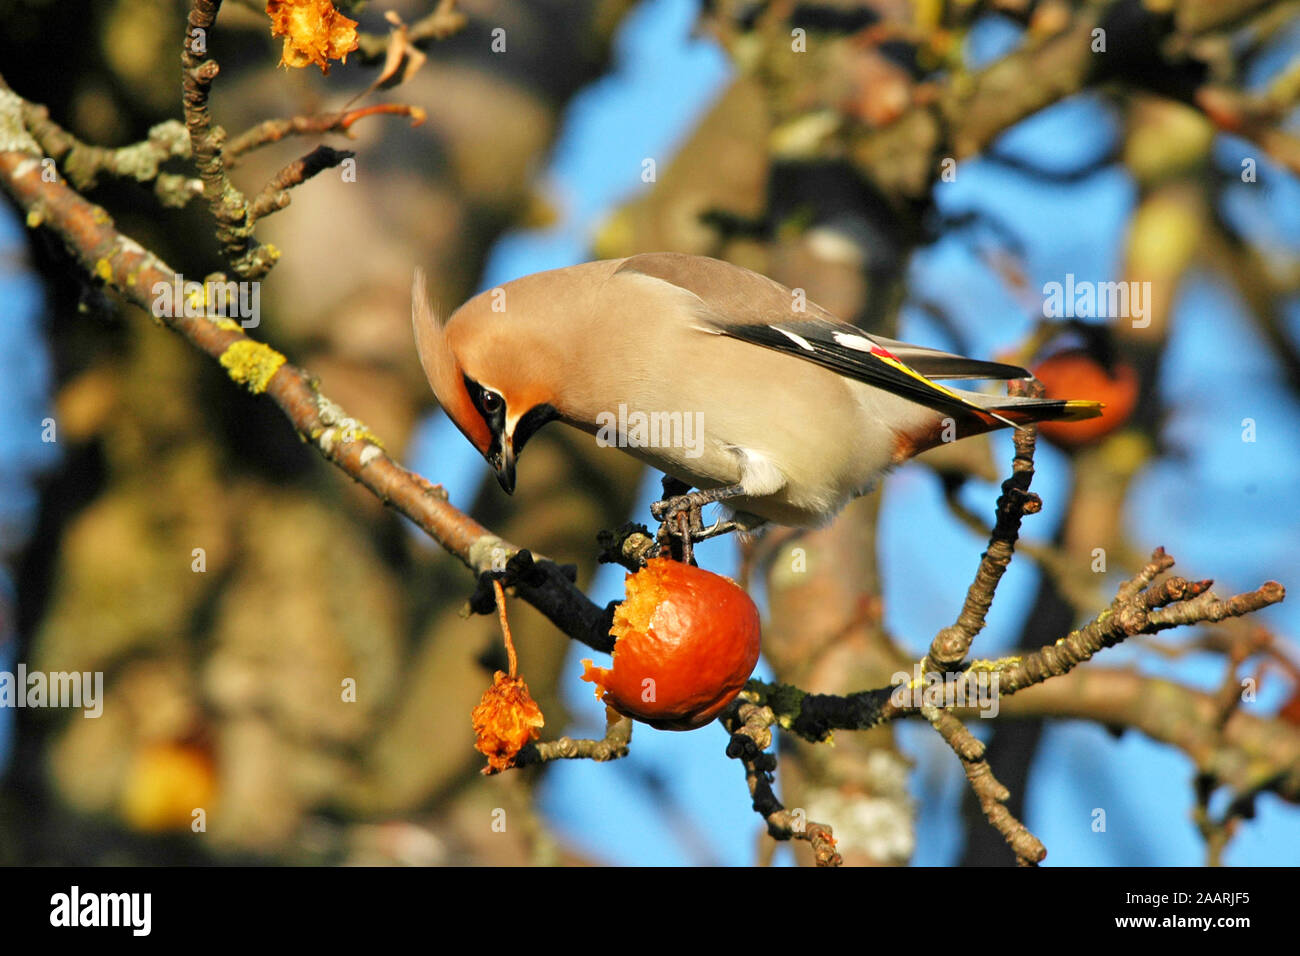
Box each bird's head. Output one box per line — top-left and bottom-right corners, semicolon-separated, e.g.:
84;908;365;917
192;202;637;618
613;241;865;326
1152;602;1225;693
411;270;559;494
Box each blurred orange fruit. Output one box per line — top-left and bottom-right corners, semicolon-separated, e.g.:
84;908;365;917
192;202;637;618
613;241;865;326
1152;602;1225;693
121;742;216;832
1279;688;1300;727
1033;349;1139;448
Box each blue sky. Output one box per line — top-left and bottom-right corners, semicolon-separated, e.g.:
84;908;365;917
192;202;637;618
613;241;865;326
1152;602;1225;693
3;0;1298;865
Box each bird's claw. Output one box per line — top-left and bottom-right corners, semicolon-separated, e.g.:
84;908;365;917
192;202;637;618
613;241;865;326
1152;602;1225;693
651;488;743;564
650;493;697;523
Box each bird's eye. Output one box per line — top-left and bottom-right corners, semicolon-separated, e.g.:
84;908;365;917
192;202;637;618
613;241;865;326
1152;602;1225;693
480;390;503;415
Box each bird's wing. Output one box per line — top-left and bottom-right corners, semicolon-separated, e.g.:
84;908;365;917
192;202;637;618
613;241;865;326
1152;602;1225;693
864;335;1028;380
614;253;1029;424
702;317;1030;424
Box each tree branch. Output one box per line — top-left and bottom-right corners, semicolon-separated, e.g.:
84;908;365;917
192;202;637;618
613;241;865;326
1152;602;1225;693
225;104;426;166
749;551;1284;743
181;0;280;279
924;705;1046;865
246;144;355;224
0;83;616;652
353;0;467;63
19;103;200;207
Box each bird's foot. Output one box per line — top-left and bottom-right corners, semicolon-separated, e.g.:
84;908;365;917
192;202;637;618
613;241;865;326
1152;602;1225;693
651;482;746;565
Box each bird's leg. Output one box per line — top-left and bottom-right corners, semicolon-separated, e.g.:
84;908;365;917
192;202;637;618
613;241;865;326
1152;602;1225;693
676;512;694;566
651;482;748;562
651;482;748;524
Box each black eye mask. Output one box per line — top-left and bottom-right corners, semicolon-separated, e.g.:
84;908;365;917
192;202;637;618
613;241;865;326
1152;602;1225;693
464;375;507;451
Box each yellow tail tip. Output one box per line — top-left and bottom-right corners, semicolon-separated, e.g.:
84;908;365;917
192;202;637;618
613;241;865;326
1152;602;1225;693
1062;399;1105;422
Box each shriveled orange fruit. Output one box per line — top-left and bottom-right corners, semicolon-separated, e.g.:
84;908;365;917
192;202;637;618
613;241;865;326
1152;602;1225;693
581;558;761;731
472;671;544;774
1033;349;1139;448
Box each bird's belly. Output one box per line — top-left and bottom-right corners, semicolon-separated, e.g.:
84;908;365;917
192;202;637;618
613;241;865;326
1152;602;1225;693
586;426;880;529
560;343;907;527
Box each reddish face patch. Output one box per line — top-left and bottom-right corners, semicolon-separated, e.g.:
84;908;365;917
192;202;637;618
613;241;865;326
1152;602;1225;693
443;372;493;455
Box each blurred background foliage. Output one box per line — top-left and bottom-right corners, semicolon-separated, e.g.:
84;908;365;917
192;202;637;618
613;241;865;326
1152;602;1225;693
0;0;1297;865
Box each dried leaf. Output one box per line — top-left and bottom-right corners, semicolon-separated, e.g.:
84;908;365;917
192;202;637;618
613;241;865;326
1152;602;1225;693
372;11;427;91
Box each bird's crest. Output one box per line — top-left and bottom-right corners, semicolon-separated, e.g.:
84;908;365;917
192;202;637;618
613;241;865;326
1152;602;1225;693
412;269;492;454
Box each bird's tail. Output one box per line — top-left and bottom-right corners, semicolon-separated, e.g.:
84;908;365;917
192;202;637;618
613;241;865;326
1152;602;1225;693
890;389;1104;462
972;392;1104;429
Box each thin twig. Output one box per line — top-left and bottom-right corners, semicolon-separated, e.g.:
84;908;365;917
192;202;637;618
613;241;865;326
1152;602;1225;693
247;144;354;223
513;713;634;768
722;700;843;867
924;705;1046;865
927;379;1043;672
226;104;426;166
354;0;467;62
492;580;517;679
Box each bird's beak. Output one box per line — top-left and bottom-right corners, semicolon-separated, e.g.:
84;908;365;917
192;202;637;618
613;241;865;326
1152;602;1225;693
491;445;516;495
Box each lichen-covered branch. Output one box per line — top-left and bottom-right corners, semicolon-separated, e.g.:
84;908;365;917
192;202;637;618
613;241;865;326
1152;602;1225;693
992;571;1284;694
756;551;1284;742
821;385;1048;862
19;102;200;207
181;0;280;279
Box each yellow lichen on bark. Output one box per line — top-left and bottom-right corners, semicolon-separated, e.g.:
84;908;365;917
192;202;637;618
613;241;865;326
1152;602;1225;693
219;340;285;393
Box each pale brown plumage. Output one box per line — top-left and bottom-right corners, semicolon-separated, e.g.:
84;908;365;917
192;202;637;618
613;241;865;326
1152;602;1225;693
413;253;1100;528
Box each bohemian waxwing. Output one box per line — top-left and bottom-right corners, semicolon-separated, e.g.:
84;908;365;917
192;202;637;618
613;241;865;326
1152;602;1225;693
412;252;1100;529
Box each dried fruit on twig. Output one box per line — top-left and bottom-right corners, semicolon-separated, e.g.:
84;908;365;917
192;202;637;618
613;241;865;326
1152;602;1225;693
1033;349;1139;449
472;671;545;773
266;0;360;75
471;579;544;773
582;558;761;731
